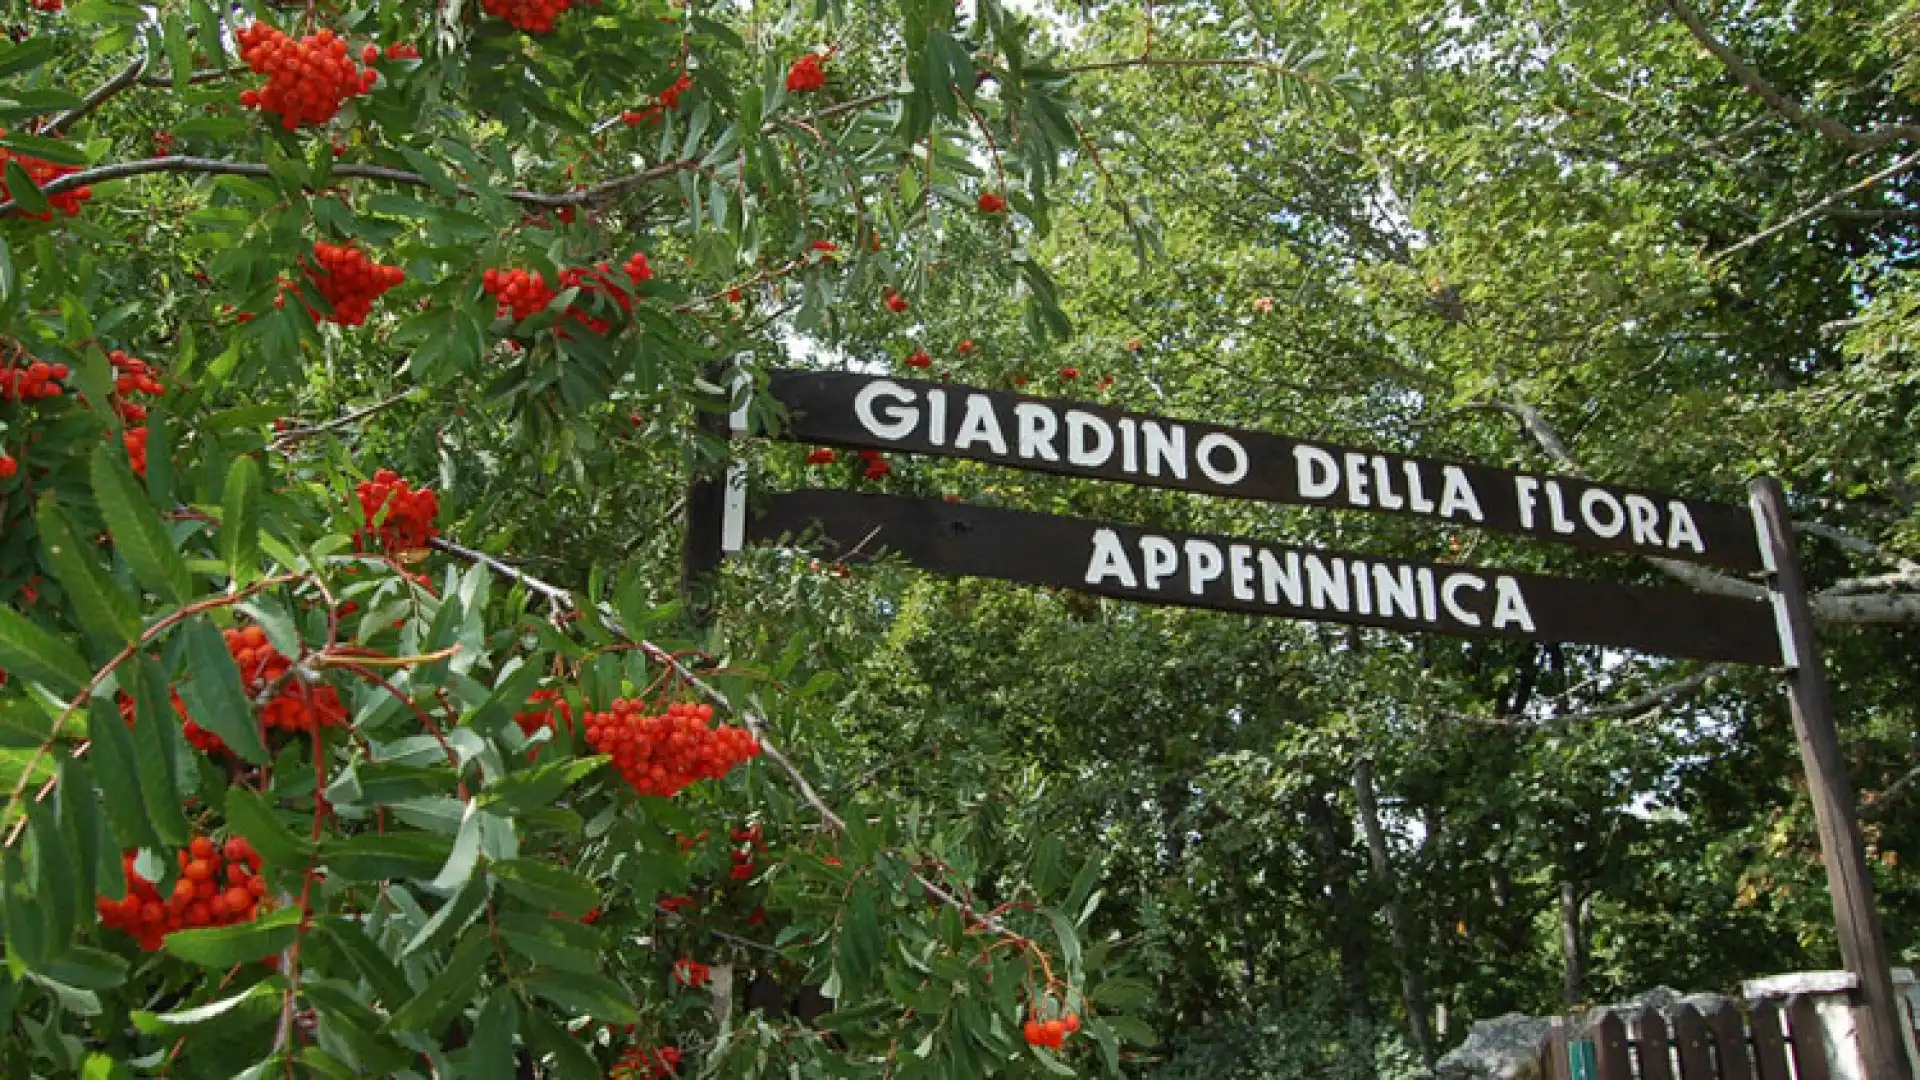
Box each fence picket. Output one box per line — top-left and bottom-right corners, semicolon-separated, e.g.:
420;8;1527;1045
1635;1006;1677;1080
1708;1000;1754;1080
1784;994;1832;1080
1592;1010;1634;1080
1748;1000;1792;1080
1672;1005;1714;1078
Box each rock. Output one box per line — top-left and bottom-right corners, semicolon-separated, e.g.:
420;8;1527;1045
1435;1012;1550;1080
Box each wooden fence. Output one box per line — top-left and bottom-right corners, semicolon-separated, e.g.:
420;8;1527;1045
1537;997;1830;1080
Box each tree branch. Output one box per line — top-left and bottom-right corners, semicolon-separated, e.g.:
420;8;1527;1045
1659;0;1920;151
431;538;1018;937
46;57;147;137
0;154;707;217
1862;760;1920;818
1710;148;1920;260
270;389;420;452
1443;664;1728;728
1062;55;1325;86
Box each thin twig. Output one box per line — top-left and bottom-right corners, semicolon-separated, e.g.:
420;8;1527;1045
0;155;708;218
269;390;420;451
1711;149;1920;260
1442;664;1729;729
46;57;147;137
1062;55;1325;85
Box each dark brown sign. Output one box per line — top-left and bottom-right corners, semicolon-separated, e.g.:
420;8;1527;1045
764;370;1764;573
747;490;1781;665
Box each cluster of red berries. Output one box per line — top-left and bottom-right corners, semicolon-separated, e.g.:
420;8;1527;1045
0;455;16;480
483;255;651;332
672;957;710;987
385;42;420;60
978;192;1007;214
30;0;62;12
883;289;909;314
513;688;574;759
304;242;405;326
728;823;764;880
108;349;164;475
657;893;696;914
858;448;890;480
0;132;90;220
805;447;836;466
482;268;556;321
236;25;378;130
118;686;228;757
786;53;828;93
620;72;693;127
1023;1010;1081;1049
1060;367;1079;380
809;240;838;254
0;360;68;402
227;624;350;734
583;699;761;798
906;349;932;369
610;1045;681;1080
355;469;440;555
481;0;573;33
97;837;268;952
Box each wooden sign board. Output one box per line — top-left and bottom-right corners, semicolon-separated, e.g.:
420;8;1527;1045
764;370;1765;573
747;490;1782;665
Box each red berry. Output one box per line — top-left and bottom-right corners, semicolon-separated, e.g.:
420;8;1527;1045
977;191;1007;214
906;350;932;369
786;53;827;93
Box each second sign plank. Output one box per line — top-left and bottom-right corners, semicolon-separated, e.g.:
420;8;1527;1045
748;489;1782;665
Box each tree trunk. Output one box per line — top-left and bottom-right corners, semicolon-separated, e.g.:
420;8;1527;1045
1353;758;1438;1068
1559;879;1584;1006
1306;790;1374;1029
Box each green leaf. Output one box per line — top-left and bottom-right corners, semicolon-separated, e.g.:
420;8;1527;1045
314;918;412;1005
1101;1015;1158;1047
221;787;311;869
37;494;141;650
1089;977;1151;1011
490;858;598;917
174;617;270;764
56;756;100;908
0;606;90;696
323;832;455;882
90;444;190;604
1047;908;1082;983
79;1052;133;1080
0;37;57;79
522;1004;600;1080
142;979;276;1028
220;455;262;584
4;159;48;216
127;657;190;846
40;947;128;991
837;876;884;998
464;990;518;1080
3;847;48;969
162;906;302;968
0;133;87;168
384;926;489;1033
85;698;159;852
524;971;637;1023
26;797;75;956
402;874;487;957
427;801;484;893
474;755;604;816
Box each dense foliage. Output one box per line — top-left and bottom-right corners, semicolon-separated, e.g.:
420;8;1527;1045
1;0;1918;1077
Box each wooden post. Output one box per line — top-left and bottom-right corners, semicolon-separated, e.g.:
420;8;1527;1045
1749;477;1914;1080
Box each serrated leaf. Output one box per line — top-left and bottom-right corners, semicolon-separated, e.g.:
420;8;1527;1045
127;657;190;845
5;847;50;969
0;607;90;694
384;927;489;1033
0;133;87;168
174;617;270;764
222;787;311;869
836;876;883;998
490;858;598;917
0;37;57;79
1101;1014;1158;1047
4;159;48;215
522;1004;599;1080
37;495;141;650
427;801;483;893
149;980;277;1028
220;456;262;584
473;755;603;815
90;444;189;604
523;971;637;1023
315;918;412;1005
465;990;518;1080
162;906;302;968
41;947;128;990
323;832;454;882
25;798;74;956
85;698;159;852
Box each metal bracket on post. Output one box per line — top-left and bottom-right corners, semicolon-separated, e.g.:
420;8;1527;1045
722;369;750;555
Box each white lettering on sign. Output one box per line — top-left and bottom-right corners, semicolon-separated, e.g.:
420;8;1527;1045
1081;529;1538;633
842;378;1713;558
